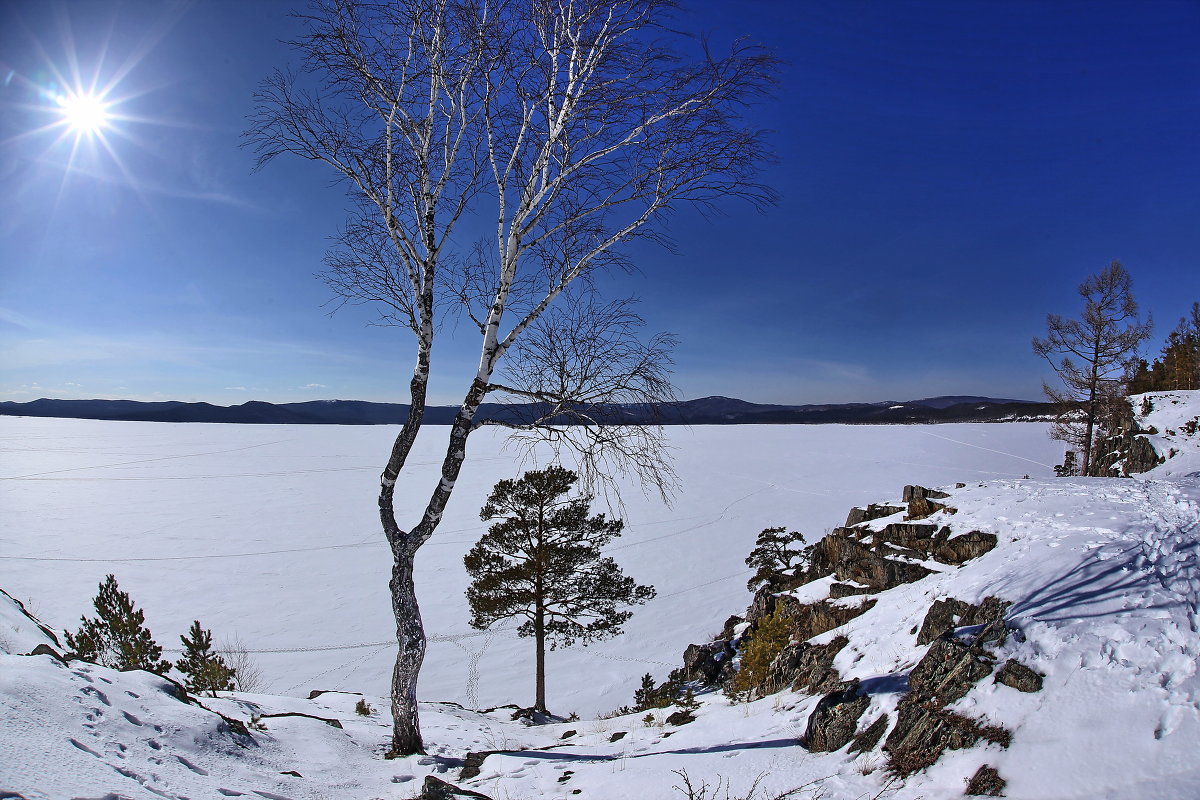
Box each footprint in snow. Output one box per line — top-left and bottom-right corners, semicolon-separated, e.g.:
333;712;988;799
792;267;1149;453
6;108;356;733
175;754;209;775
122;711;143;727
68;738;103;758
81;685;111;706
218;790;246;797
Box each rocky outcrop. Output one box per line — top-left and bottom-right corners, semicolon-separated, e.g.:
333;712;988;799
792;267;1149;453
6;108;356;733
883;598;1012;778
904;484;953;520
627;482;1016;787
1095;398;1167;476
845;503;906;526
808;534;935;592
907;638;995;706
803;679;870;752
884;702;1010;777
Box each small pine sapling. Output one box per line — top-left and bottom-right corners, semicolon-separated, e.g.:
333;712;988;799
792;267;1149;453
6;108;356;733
745;527;811;591
65;574;171;675
634;673;667;711
676;688;700;714
355;698;374;716
175;620;236;696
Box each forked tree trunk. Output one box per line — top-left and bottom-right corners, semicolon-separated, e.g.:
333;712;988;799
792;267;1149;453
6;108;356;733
387;547;426;756
385;378;490;755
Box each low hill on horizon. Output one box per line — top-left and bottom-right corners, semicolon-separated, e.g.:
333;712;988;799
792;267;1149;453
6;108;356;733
0;394;1050;426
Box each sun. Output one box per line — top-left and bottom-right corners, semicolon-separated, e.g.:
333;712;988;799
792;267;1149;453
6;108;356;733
57;91;112;136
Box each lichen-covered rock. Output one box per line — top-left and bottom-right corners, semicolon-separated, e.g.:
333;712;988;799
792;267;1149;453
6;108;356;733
803;679;870;752
995;659;1043;693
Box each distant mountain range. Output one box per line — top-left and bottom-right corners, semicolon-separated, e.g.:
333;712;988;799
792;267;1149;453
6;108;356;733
0;395;1053;426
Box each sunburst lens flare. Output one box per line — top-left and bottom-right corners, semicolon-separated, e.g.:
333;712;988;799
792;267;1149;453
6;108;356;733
57;91;111;136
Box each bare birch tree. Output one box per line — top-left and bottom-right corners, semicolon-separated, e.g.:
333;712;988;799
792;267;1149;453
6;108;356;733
1032;260;1152;476
246;0;776;755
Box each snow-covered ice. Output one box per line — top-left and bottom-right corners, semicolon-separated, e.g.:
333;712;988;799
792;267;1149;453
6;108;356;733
2;399;1199;799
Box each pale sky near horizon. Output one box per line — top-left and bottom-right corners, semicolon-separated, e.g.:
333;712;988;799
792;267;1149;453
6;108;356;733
2;0;1197;407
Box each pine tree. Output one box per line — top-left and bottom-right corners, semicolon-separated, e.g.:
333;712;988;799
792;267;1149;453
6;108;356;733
1129;302;1200;393
465;466;655;714
65;575;171;674
745;527;810;591
175;620;236;697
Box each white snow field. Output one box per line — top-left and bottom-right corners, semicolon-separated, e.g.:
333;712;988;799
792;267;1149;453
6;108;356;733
2;402;1199;799
0;418;1064;715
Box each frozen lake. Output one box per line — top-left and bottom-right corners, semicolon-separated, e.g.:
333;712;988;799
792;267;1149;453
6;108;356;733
0;416;1063;716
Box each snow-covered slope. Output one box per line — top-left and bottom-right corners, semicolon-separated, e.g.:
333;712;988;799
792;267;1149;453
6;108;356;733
3;402;1200;799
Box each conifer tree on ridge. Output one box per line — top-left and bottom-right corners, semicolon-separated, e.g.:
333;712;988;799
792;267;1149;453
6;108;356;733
65;574;171;675
465;466;655;714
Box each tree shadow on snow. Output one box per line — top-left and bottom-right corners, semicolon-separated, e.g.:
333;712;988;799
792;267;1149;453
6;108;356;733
1007;554;1175;625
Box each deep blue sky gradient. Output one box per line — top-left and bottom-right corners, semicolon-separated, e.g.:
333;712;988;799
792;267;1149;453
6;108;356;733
2;0;1197;405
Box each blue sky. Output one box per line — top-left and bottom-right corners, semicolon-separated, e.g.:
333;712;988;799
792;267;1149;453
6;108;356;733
2;0;1197;406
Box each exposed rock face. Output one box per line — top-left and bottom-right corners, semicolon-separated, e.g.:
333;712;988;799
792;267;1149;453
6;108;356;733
804;679;870;752
917;596;1011;646
965;765;1007;796
419;775;495;799
929;531;998;565
1095;399;1167;476
665;709;695;726
27;643;67;665
995;659;1044;693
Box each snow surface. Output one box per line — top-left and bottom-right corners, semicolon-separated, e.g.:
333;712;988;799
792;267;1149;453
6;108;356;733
3;402;1200;799
0;417;1063;715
